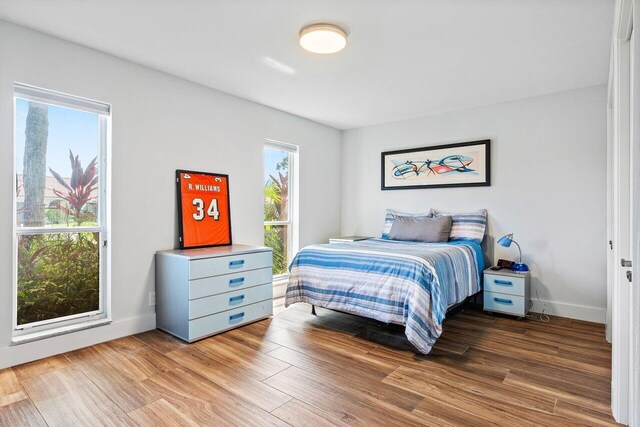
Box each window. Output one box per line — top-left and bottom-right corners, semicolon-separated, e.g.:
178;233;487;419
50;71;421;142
263;140;297;280
13;84;110;339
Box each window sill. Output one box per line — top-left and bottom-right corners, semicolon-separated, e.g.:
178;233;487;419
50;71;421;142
11;318;112;345
273;275;289;287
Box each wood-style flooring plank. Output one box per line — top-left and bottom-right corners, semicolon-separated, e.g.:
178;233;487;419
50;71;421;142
218;326;282;353
0;398;47;427
503;369;612;413
166;346;292;412
133;329;189;354
384;363;557;414
0;368;28;407
553;399;620;426
267;346;423;411
270;398;351;426
24;367;137;427
128;398;199;426
12;354;70;382
192;334;290;381
142;368;288;427
442;328;611;379
69;359;161;413
20;366;90;403
34;385;137;427
265;366;434;426
267;344;394;383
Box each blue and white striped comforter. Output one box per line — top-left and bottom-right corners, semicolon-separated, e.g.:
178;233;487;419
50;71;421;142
285;238;483;354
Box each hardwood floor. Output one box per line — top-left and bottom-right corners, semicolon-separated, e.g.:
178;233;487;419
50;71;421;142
0;302;619;426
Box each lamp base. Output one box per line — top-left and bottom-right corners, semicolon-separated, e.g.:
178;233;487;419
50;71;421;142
511;263;529;272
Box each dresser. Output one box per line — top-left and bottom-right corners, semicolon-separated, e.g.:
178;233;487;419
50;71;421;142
155;245;273;342
483;268;531;318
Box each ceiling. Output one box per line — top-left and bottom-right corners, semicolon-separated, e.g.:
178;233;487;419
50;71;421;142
0;0;613;130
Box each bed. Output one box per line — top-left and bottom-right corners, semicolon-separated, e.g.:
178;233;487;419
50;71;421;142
284;238;484;354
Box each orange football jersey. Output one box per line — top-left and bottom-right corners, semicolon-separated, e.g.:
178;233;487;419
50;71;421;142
178;171;231;248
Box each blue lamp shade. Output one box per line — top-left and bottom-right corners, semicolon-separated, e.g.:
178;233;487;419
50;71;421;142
497;233;529;272
497;234;513;247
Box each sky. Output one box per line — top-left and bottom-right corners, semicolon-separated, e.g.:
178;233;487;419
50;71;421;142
264;147;288;184
15;98;99;178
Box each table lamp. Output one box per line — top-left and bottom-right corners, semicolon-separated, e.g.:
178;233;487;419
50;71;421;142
497;233;529;272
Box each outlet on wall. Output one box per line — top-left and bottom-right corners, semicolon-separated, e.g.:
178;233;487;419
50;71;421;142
149;292;156;306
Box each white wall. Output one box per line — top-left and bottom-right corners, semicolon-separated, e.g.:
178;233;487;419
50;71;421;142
0;20;341;369
341;85;607;322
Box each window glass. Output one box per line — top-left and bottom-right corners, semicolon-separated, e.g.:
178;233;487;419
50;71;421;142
14;89;107;330
17;232;100;325
264;146;294;276
263;148;289;222
15;99;99;228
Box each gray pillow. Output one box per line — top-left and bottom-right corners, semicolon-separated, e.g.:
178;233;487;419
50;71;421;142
388;215;453;243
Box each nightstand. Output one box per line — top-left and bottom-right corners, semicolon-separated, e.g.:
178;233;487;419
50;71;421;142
328;236;372;243
483;268;531;318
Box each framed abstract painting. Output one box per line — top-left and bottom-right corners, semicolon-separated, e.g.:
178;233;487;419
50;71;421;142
381;139;491;190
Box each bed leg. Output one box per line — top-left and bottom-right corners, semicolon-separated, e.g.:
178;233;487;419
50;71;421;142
311;305;317;316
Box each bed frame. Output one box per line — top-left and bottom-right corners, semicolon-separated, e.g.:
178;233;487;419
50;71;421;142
309;291;482;318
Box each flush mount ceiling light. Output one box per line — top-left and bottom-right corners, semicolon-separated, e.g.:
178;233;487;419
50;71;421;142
299;23;347;54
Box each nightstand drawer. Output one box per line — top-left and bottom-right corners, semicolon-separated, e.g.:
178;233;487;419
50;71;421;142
484;291;526;316
484;273;526;296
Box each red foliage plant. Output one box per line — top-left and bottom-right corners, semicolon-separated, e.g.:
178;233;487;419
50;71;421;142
49;150;98;224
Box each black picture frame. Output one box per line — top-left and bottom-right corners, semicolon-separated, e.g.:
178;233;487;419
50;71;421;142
381;139;491;190
176;169;233;249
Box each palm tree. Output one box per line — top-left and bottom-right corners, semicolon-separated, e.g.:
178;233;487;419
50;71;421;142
22;102;49;227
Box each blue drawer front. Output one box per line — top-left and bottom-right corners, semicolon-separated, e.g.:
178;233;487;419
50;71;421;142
189;282;273;320
189;300;273;341
189;267;272;299
484;291;526;316
484;273;525;296
189;251;272;280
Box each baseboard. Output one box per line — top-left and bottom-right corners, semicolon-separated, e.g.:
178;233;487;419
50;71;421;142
0;312;156;370
529;299;606;324
273;282;287;299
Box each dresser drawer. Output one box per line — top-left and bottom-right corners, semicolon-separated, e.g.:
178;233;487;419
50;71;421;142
189;283;273;320
484;291;526;316
189;267;272;299
484;273;526;296
188;300;273;341
189;251;272;280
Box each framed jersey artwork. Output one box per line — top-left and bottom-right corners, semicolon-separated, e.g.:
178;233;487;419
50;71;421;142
176;170;232;249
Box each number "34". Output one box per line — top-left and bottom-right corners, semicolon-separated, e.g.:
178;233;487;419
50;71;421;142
192;198;220;221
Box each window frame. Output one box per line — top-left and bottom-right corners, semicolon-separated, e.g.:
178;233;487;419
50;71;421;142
263;139;298;282
11;83;112;341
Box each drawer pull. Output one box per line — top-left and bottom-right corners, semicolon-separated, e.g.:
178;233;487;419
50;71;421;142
229;294;245;303
494;297;513;305
494;280;513;286
229;277;245;287
229;312;245;321
229;260;245;269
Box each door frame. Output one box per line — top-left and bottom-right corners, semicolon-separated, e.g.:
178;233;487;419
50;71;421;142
631;0;640;423
609;0;639;424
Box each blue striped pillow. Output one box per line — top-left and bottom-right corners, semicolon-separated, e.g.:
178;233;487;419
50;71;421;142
431;209;487;244
381;209;432;239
